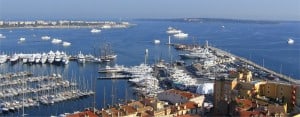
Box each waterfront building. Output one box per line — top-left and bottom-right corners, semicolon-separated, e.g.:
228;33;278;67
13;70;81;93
214;68;299;115
259;82;299;112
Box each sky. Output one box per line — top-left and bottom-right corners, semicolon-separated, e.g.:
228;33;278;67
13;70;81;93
0;0;300;21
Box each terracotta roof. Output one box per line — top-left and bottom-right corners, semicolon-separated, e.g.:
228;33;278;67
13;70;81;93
238;110;263;117
166;89;199;99
121;105;137;115
236;98;253;111
181;101;197;109
176;114;201;117
67;110;98;117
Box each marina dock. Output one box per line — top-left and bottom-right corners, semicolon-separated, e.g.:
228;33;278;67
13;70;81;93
208;46;300;84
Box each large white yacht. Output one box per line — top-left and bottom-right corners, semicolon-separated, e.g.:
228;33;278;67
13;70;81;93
166;27;182;34
173;32;188;38
51;38;62;44
77;51;85;64
62;41;71;47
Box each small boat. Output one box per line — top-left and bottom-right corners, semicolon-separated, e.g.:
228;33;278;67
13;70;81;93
0;34;6;39
62;41;71;47
174;32;188;38
41;36;51;40
90;29;101;33
287;38;294;44
51;38;62;44
154;40;160;44
19;37;26;41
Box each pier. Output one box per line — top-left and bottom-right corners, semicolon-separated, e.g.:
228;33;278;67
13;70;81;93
208;46;300;84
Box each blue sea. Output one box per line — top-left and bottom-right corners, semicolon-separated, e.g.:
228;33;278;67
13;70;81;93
0;19;299;116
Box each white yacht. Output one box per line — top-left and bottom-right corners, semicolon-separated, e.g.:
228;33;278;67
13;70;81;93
0;34;6;39
47;51;55;64
166;27;182;34
287;38;294;44
62;41;71;47
51;38;62;44
41;36;51;40
90;29;101;33
10;54;19;64
0;54;8;64
174;32;188;38
77;51;85;64
35;53;41;63
41;53;47;64
54;51;62;63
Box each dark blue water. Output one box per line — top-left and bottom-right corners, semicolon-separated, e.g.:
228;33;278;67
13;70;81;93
0;20;299;116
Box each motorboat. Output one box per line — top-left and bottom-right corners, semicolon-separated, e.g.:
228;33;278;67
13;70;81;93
41;36;51;40
174;32;188;38
287;38;294;44
154;40;160;44
51;38;62;44
62;41;71;47
19;37;26;42
90;29;101;33
0;34;6;39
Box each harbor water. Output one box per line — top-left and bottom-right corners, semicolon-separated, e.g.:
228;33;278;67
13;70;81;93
0;19;299;116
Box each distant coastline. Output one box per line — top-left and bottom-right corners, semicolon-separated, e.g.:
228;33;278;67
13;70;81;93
0;20;134;29
136;18;300;24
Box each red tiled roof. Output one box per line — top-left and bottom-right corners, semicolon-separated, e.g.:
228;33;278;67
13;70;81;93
67;110;98;117
166;89;199;99
176;114;201;117
181;101;197;109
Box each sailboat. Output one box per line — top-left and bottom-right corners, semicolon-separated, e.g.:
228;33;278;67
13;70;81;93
100;43;117;62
